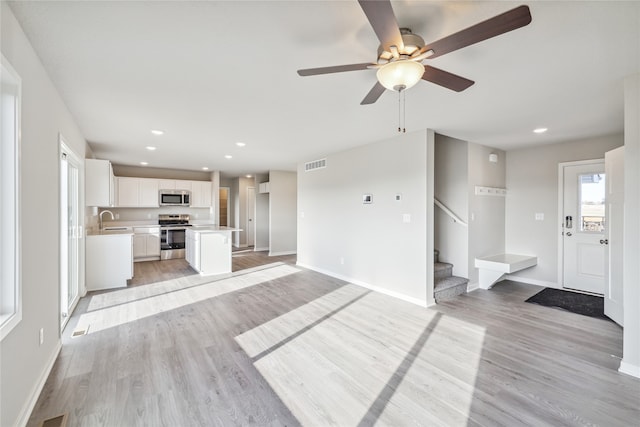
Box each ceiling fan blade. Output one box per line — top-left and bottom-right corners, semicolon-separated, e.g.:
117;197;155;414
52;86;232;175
422;66;474;92
361;82;386;105
358;0;404;51
297;63;372;76
424;5;532;59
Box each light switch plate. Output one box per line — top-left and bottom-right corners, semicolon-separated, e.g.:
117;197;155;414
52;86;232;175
403;214;411;223
535;213;544;221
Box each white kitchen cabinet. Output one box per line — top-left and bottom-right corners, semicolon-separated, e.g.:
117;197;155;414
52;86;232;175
85;159;115;207
190;180;212;207
86;233;133;290
157;179;176;190
139;178;159;207
133;227;160;261
158;179;192;191
186;227;238;275
117;177;159;207
258;182;270;194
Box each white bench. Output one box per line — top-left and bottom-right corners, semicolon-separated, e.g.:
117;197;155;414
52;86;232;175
475;254;537;289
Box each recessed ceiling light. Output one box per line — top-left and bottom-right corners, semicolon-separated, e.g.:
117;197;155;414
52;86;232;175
202;167;209;171
236;142;246;147
145;146;156;151
246;174;252;178
140;161;149;166
533;127;548;134
224;155;232;159
150;129;164;135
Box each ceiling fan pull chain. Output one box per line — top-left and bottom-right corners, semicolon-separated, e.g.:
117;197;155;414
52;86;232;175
402;90;406;133
397;89;406;133
398;90;402;133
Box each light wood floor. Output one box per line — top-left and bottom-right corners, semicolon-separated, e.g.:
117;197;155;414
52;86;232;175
28;254;639;426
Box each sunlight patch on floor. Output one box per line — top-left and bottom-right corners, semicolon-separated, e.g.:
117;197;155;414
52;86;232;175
74;264;300;335
236;289;486;426
86;262;287;311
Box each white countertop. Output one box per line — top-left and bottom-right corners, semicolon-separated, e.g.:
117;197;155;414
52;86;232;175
87;228;134;236
188;226;242;233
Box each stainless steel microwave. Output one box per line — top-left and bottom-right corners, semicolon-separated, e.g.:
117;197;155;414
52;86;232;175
159;190;191;206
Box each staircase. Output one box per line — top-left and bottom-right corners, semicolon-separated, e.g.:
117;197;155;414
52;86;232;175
434;258;469;303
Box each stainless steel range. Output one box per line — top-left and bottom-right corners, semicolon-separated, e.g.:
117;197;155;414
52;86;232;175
158;214;191;260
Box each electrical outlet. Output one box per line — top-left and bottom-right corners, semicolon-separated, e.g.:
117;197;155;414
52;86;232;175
403;214;411;223
39;328;44;346
115;213;120;220
340;257;345;265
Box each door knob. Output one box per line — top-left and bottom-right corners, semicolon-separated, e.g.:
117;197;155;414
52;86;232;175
566;232;572;236
600;239;609;244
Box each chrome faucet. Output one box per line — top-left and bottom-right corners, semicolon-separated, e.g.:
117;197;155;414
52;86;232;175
99;210;115;230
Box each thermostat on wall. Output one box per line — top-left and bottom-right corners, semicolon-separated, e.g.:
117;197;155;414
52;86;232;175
363;194;373;204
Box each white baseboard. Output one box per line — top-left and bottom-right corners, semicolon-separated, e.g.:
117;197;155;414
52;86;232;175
297;262;428;308
504;275;559;288
467;281;479;292
253;246;269;252
269;250;297;257
619;360;640;378
16;340;62;427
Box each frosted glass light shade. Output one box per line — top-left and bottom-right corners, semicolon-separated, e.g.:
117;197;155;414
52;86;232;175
376;60;425;91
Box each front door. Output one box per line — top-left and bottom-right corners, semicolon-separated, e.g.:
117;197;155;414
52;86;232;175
561;160;606;294
604;147;624;325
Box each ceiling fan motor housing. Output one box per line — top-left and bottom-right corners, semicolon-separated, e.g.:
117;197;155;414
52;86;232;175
377;29;425;63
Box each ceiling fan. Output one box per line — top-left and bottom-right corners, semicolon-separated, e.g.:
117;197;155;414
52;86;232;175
297;1;532;105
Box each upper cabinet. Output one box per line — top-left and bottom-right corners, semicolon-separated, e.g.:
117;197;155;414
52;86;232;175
258;182;270;194
117;177;159;207
116;176;211;208
85;159;115;207
190;180;212;208
157;179;192;192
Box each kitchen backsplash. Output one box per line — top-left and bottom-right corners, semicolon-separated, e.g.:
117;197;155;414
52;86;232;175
97;206;212;222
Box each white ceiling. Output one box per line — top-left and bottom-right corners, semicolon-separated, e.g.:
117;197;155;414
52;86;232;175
8;1;640;177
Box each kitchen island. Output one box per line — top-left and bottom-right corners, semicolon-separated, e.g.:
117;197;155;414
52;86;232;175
186;226;242;275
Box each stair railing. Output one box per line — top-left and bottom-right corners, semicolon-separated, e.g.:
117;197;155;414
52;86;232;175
434;198;468;227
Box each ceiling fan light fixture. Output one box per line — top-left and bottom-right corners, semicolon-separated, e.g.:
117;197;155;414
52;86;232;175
376;60;425;91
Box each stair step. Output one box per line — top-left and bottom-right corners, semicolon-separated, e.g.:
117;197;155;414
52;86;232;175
434;275;469;303
434;262;453;280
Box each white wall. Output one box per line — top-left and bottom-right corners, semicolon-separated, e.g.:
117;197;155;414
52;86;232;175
434;134;469;278
505;135;623;286
468;143;506;286
268;170;297;256
1;3;88;426
621;73;640;378
254;173;270;251
297;130;431;306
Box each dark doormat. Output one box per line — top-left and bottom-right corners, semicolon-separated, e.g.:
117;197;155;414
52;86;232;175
525;288;609;320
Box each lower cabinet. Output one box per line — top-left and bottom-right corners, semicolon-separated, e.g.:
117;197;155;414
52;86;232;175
133;227;161;261
86;233;133;290
186;229;232;275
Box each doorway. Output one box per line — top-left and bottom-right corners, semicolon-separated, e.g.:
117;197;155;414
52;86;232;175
59;138;83;330
219;187;229;226
559;159;606;294
247;187;255;247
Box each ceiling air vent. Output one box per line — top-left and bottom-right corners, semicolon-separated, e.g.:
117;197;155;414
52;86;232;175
305;158;326;172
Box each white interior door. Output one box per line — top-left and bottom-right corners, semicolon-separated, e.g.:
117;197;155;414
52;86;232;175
247;187;255;247
562;161;606;294
605;147;624;325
